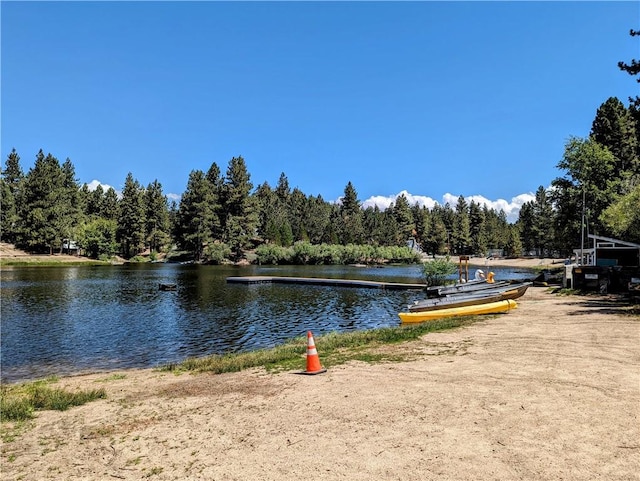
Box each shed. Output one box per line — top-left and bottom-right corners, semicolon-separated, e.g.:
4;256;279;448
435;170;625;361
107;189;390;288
573;234;640;267
568;235;640;292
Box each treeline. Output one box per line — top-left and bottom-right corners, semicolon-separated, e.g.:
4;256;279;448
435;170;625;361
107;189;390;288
0;150;515;262
1;96;638;264
1;31;638;263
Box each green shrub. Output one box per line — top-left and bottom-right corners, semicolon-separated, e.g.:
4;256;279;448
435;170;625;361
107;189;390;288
204;243;232;264
292;241;314;265
421;256;457;287
255;244;292;264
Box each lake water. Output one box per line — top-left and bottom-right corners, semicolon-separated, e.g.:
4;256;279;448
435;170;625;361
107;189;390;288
0;263;535;383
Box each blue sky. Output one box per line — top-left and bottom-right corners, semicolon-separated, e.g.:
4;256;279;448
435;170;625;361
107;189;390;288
2;1;638;221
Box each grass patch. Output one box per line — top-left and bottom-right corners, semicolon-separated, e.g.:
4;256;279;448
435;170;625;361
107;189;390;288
96;373;127;382
1;379;107;423
0;259;108;267
160;316;475;375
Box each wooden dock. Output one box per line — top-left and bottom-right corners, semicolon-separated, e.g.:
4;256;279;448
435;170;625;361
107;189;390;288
226;276;426;290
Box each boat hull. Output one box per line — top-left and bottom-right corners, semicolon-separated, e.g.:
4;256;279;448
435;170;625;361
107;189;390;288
426;280;511;298
408;282;531;312
399;299;518;323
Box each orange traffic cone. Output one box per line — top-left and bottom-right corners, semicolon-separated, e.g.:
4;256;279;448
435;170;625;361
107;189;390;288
301;331;326;375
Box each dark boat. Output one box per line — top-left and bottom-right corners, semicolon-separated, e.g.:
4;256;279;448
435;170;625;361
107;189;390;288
410;282;532;312
159;283;177;291
426;279;512;298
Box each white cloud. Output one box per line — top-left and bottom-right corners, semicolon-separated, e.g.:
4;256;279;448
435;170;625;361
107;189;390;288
167;193;181;202
86;179;115;192
361;190;438;211
361;190;535;223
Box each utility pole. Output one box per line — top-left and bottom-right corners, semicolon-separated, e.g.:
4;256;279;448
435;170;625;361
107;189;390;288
580;184;585;266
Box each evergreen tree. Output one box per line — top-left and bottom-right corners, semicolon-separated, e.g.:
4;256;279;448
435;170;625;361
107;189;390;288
167;199;178;240
531;186;554;257
378;208;399;246
590;97;638;177
431;215;449;256
339;181;364;244
144;180;170;253
275;172;291;203
254;181;278;242
1;149;24;242
468;200;487;256
58;158;84;253
117;173;146;258
102;187;120;221
305;194;333;245
18;151;65;253
392;193;415;246
362;206;384;246
452;196;471;255
205;161;224;240
175;170;216;261
411;204;431;253
482;206;507;254
504;224;523;258
517;202;535;255
85;184;105;218
220;156;257;259
288;188;307;243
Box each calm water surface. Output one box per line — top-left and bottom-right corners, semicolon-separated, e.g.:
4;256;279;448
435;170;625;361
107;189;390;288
1;263;534;383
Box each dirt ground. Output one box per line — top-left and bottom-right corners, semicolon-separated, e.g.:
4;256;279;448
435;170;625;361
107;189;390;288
0;242;96;263
2;287;638;481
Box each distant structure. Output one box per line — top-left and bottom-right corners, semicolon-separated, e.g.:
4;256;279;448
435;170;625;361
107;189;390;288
566;234;640;293
406;238;423;254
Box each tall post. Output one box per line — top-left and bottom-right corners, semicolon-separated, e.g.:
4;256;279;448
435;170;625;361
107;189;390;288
580;184;585;265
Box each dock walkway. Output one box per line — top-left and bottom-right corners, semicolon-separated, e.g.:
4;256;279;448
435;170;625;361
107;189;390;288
226;276;426;290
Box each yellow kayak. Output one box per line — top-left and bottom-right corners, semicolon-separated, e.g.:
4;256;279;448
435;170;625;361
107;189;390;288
398;299;517;323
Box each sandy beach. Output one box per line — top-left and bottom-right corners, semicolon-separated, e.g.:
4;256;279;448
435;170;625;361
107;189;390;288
2;286;638;481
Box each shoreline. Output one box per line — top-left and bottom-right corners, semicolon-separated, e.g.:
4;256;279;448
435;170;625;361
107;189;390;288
2;288;638;480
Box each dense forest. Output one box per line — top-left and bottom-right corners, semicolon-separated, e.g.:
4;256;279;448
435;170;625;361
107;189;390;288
2;30;639;264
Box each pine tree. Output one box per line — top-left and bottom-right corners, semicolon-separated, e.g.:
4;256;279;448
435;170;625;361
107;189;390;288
220;156;257;259
531;186;554;257
58;158;83;253
175;170;216;261
1;149;24;242
305;194;333;244
590;97;638;178
84;184;102;218
18;151;65;253
117;173;146;258
145;180;170;253
287;188;307;243
452;196;471;255
468;200;487;256
392;193;415;246
102;187;120;221
517;202;535;255
339;181;364;244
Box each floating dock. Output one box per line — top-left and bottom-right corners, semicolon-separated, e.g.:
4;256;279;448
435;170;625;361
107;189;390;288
226;276;426;290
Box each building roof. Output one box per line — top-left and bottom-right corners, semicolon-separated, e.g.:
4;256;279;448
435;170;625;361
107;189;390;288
588;234;640;249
